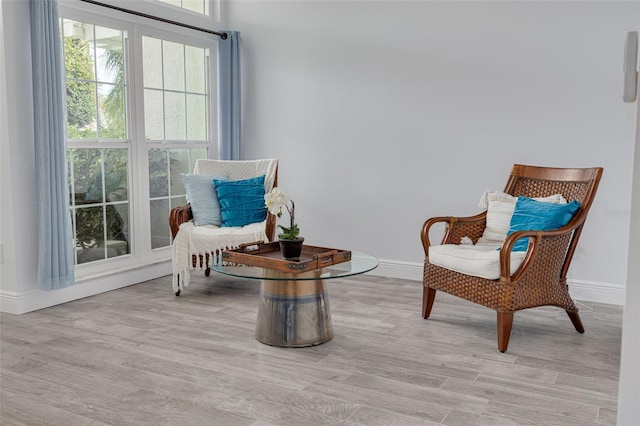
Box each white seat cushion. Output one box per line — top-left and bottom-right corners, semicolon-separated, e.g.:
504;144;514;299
429;243;526;280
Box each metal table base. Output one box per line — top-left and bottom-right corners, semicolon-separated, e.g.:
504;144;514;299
255;279;333;347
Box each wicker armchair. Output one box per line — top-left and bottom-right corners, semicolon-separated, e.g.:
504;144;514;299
169;159;278;295
420;164;603;352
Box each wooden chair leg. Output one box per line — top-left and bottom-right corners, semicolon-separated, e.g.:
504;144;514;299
205;267;211;277
175;276;181;296
497;311;514;353
566;310;585;333
422;287;436;319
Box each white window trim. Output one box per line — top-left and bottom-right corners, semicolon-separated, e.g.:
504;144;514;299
60;0;221;28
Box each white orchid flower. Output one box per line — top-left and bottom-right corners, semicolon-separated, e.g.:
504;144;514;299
264;188;299;239
264;187;291;217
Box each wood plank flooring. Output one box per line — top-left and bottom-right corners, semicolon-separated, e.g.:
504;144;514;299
0;274;622;425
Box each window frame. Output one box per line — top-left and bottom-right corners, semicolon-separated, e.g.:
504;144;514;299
59;0;218;281
77;0;221;28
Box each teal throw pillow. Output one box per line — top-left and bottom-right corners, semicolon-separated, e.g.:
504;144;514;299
181;173;228;226
213;175;267;227
507;196;581;251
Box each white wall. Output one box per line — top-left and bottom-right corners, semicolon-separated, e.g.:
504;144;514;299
0;1;637;309
0;0;38;302
230;1;638;304
0;0;9;292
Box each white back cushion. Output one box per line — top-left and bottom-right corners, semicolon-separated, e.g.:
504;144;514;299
193;159;278;193
479;191;567;243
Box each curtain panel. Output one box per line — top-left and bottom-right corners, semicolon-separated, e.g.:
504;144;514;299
218;31;241;160
30;0;75;289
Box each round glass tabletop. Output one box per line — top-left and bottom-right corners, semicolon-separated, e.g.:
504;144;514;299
211;251;379;281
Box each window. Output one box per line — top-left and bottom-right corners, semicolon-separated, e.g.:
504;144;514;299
142;35;210;249
156;0;210;16
60;6;215;273
63;19;130;265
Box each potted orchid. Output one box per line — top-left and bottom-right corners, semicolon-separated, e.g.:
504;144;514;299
264;188;304;260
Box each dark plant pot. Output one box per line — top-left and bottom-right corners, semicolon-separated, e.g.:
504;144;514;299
279;237;305;261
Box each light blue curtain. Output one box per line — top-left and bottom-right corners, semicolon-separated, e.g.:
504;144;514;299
218;31;241;160
30;0;75;289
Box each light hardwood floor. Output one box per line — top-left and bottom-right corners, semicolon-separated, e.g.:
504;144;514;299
0;273;622;425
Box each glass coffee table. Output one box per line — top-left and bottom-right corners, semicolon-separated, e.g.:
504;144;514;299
211;251;378;347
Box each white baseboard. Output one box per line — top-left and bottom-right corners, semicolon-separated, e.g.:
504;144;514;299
0;261;172;314
567;279;626;306
1;259;626;314
373;258;423;282
372;259;626;306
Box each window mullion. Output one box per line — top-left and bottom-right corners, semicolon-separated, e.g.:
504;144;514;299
98;150;105;260
206;47;217;158
161;40;167;141
128;26;153;260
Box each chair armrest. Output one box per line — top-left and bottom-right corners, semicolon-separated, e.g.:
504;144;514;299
421;212;487;256
169;204;193;239
498;219;583;283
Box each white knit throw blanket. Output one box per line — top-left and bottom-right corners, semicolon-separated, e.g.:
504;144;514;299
172;221;267;293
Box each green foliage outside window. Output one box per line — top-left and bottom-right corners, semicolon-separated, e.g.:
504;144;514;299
71;149;129;262
64;34;125;140
101;48;125;139
64;27;130;262
64;37;95;130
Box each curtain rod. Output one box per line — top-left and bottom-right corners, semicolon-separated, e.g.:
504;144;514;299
78;0;228;40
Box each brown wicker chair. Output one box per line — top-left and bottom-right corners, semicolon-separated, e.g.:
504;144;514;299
420;164;603;352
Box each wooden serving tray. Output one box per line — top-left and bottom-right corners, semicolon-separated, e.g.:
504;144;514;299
221;241;352;273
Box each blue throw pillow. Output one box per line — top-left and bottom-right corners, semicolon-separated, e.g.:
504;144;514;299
507;196;581;251
213;175;267;227
181;173;228;226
